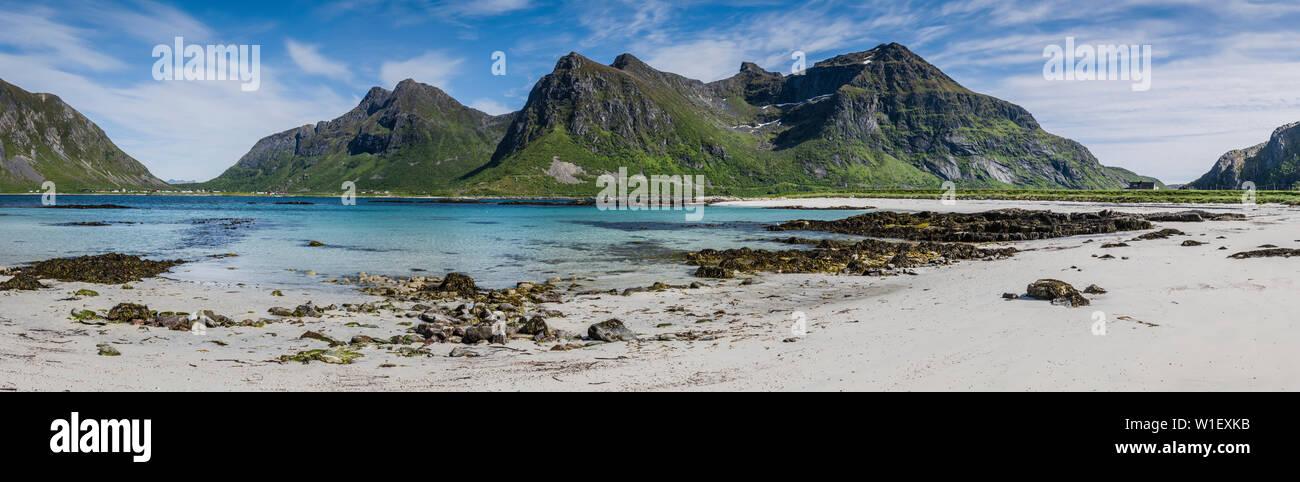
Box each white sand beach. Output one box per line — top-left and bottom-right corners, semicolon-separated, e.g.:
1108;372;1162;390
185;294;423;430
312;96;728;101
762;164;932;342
1;198;1296;391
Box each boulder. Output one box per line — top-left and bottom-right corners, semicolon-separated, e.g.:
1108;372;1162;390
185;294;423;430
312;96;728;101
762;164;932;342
107;303;151;322
1026;279;1090;307
588;319;637;342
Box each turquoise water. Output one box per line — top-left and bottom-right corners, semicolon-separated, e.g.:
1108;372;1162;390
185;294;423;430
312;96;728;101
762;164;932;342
0;195;873;290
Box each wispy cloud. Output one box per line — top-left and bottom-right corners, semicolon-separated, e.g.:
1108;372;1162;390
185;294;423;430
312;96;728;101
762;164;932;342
286;39;350;80
378;50;465;91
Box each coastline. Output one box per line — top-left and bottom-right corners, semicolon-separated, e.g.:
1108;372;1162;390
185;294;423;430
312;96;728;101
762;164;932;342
2;197;1295;391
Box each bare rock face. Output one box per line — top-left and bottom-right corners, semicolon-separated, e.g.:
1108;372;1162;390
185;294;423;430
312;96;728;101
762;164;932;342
0;78;168;191
1187;121;1300;190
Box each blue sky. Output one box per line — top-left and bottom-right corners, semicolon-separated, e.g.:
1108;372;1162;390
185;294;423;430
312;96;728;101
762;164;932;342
2;0;1299;183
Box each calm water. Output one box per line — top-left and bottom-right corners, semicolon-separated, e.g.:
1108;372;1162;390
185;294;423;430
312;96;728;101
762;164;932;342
0;195;874;290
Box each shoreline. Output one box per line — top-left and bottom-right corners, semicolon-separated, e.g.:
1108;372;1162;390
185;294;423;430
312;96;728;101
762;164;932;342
1;197;1297;391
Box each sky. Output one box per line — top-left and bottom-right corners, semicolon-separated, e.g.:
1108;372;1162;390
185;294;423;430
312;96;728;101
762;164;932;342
1;0;1299;184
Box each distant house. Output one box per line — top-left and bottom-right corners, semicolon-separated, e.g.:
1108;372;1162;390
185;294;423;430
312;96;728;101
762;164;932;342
1126;181;1157;190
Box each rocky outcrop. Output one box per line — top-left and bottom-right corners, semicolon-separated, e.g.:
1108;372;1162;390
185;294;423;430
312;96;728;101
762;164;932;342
1187;121;1300;190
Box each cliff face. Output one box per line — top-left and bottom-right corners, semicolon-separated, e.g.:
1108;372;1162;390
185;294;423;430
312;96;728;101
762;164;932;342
1188;122;1300;190
0;78;168;191
200;79;512;192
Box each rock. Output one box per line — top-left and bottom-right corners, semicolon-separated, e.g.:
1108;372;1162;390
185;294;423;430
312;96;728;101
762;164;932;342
299;331;341;346
520;316;551;336
279;347;362;364
1228;248;1300;259
448;347;481;357
153;315;191;331
74;289;99;297
694;266;734;279
0;273;46;291
1100;242;1129;248
1001;292;1018;299
461;323;503;344
293;304;321;317
1132;228;1185;241
268;307;293;317
1026;279;1090;307
308;240;326;247
1082;284;1107;294
96;343;120;356
689;282;703;289
270;290;284;296
436;272;478;296
9;253;183;284
740;278;756;285
588;319;637;342
202;311;234;327
1181;240;1207;246
107;303;151;322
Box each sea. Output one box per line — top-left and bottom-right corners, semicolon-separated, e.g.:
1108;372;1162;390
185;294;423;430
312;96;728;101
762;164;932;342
0;195;877;291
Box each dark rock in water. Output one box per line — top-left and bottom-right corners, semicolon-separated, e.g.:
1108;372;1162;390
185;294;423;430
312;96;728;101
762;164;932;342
520;316;551;336
107;303;151;322
588;319;637;342
1258;244;1278;248
1132;228;1185;241
307;240;326;247
435;272;478;296
275;201;314;205
694;266;734;278
1181;240;1207;246
1228;248;1300;259
1001;292;1018;299
63;221;111;226
0;273;46;291
1026;279;1090;307
768;209;1152;243
1082;284;1107;294
9;253;183;284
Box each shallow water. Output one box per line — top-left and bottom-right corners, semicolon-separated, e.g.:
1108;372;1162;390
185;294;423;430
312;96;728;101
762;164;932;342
0;195;876;289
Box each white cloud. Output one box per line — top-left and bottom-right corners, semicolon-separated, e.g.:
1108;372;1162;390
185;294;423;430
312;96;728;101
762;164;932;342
379;50;464;91
286;39;350;80
469;98;513;115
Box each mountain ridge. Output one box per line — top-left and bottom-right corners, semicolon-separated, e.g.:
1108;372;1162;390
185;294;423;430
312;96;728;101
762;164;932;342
1186;121;1300;190
198;43;1161;195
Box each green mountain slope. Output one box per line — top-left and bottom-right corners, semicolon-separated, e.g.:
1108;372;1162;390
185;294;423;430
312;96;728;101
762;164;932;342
461;44;1156;195
0;78;168;191
1186;121;1300;190
196;79;512;193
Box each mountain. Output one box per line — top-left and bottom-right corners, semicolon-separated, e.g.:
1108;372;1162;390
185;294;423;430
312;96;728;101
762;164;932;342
205;44;1157;195
0;78;168;191
1186;121;1300;190
196;79;512;193
463;43;1155;195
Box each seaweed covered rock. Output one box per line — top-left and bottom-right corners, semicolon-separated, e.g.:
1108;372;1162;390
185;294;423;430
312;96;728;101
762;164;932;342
769;209;1152;242
588;319;637;342
1228;248;1300;259
0;273;46;291
693;266;734;278
107;303;151;322
520;316;552;336
12;253;183;284
1132;228;1185;241
687;238;1016;277
1026;279;1090;307
435;272;478;296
